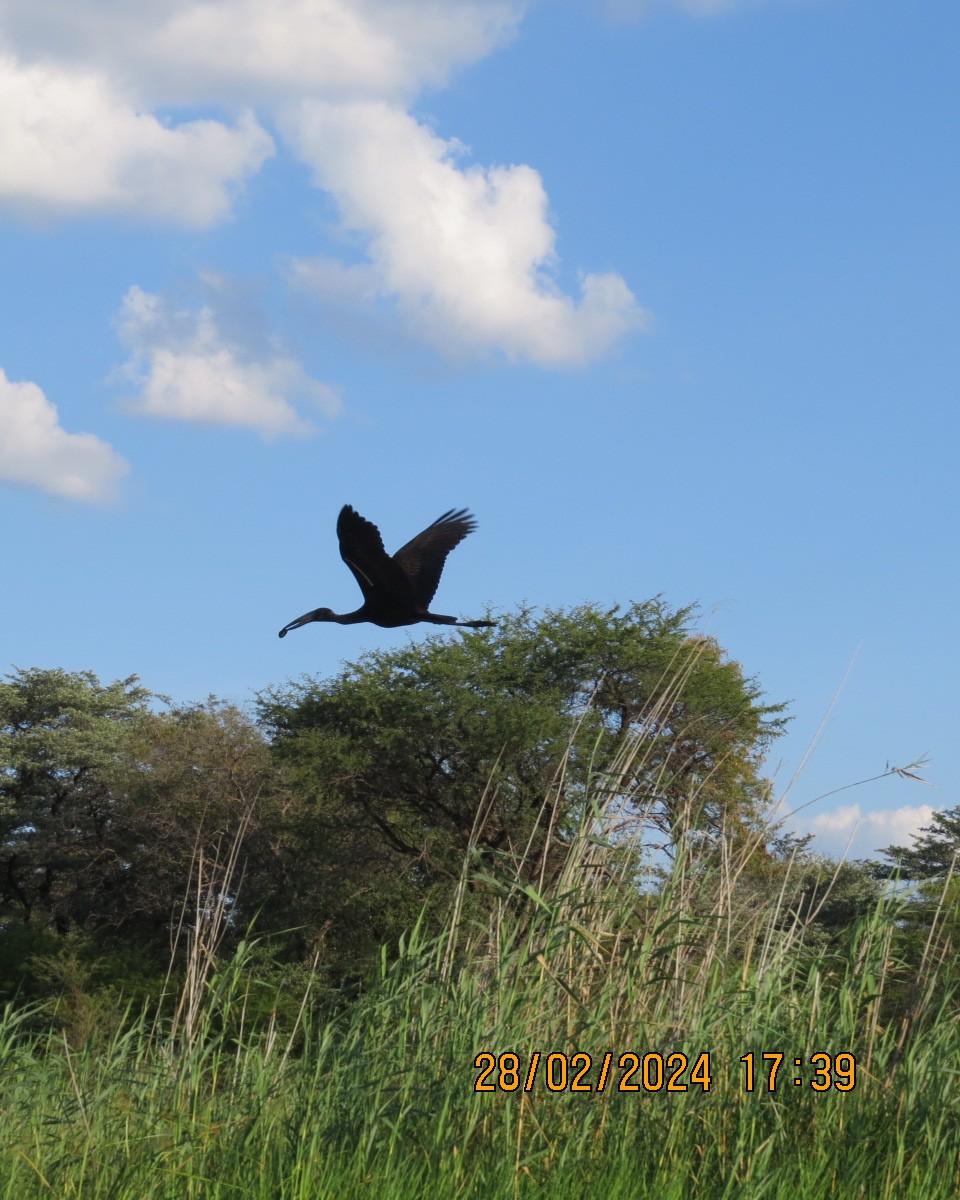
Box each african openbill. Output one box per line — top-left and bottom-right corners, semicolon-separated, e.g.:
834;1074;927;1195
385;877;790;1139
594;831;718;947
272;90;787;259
278;504;495;636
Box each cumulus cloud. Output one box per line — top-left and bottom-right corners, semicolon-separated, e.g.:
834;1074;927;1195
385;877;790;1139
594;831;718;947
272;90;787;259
287;102;646;366
117;285;339;437
0;0;644;367
0;54;273;225
0;0;523;105
790;803;936;862
0;367;129;503
151;0;523;103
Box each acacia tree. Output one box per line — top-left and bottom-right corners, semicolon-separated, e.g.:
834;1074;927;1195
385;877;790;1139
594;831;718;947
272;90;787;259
258;601;788;918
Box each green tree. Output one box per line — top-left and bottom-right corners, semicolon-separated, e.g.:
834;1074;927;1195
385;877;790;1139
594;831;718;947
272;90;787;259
257;601;788;947
877;806;960;879
874;806;960;1020
0;667;152;933
0;669;288;1005
115;698;286;944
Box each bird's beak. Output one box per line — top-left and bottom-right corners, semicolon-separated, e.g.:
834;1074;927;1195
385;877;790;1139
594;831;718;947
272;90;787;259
278;610;314;638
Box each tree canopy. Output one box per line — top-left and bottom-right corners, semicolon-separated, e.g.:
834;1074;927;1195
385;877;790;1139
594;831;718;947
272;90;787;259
257;601;788;886
0;669;284;1000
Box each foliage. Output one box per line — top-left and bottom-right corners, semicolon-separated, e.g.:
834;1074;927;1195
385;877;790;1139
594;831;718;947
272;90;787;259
1;611;958;1194
1;792;958;1199
257;601;787;904
878;805;960;879
0;605;788;1013
0;668;285;1004
0;667;152;933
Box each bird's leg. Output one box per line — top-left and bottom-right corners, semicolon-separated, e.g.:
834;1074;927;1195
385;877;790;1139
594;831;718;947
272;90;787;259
423;613;495;629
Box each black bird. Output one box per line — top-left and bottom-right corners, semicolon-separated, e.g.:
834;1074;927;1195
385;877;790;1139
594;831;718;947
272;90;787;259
278;505;495;636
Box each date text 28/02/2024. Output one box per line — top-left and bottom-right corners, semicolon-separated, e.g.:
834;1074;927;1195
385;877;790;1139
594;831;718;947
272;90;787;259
473;1051;857;1093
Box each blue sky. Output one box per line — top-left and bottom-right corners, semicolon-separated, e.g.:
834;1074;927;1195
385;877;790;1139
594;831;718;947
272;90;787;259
1;0;956;860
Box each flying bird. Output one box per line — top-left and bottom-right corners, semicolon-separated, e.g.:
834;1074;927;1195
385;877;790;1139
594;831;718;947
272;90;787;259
279;505;495;636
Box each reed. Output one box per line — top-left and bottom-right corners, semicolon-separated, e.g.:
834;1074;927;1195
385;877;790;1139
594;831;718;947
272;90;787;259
1;729;957;1199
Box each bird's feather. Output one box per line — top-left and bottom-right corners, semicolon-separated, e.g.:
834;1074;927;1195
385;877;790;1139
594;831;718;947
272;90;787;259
337;505;414;604
392;508;477;608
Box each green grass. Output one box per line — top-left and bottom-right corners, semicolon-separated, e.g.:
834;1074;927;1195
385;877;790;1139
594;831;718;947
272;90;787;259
3;775;959;1198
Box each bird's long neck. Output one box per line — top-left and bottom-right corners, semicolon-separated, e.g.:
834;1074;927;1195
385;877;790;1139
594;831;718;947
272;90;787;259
334;608;367;625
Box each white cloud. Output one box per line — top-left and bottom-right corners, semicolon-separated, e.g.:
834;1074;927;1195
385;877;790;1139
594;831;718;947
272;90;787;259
153;0;522;102
0;0;644;367
790;803;936;861
0;1;523;104
0;367;129;503
287;101;646;366
117;285;339;437
0;54;273;225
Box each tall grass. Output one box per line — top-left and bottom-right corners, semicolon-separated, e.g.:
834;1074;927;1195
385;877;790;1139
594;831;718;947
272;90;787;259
2;726;959;1198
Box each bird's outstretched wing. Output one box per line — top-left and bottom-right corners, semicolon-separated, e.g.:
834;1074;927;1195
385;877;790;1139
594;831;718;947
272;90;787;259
392;508;478;608
337;505;413;603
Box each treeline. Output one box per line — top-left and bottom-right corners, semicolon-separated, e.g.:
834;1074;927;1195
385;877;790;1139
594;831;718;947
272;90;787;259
1;600;954;1031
